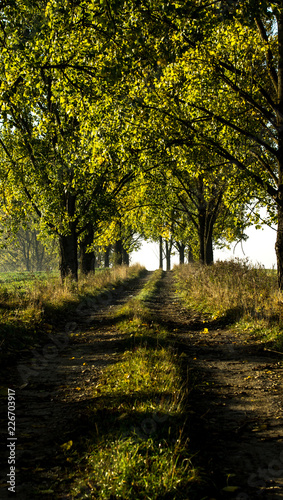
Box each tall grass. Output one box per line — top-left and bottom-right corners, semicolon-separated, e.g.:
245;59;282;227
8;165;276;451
174;259;283;349
0;264;145;314
0;265;145;358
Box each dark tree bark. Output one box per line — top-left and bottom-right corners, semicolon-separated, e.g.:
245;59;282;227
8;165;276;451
188;245;194;263
205;227;214;265
59;223;78;281
165;239;171;271
159;236;163;269
276;205;283;289
122;247;130;266
34;231;45;271
197;178;223;265
114;239;123;265
198;208;214;265
80;225;95;275
104;245;111;268
176;242;185;264
198;204;207;264
276;12;283;290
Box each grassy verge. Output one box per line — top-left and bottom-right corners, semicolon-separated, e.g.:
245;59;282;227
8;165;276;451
61;270;201;500
174;259;283;350
0;265;145;363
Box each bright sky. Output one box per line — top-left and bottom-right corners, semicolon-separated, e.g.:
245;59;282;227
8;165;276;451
131;223;277;271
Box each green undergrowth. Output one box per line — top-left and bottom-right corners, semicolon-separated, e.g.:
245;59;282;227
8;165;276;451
0;264;146;364
174;260;283;350
0;270;59;289
61;269;201;500
115;267;163;324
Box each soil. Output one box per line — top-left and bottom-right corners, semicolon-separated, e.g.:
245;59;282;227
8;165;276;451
151;272;283;500
0;270;283;500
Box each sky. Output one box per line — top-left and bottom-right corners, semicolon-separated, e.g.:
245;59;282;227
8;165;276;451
131;223;277;271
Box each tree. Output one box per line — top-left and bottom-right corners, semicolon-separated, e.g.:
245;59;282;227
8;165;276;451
105;0;282;282
0;223;58;272
1;0;280;284
118;119;255;265
79;223;96;275
128;1;282;284
0;0;135;281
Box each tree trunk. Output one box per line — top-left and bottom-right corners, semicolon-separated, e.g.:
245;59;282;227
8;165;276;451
80;225;95;275
122;246;129;266
22;230;31;271
205;228;214;265
59;224;78;281
276;205;283;289
276;13;283;290
34;231;45;271
104;245;111;268
188;245;194;263
80;246;95;275
114;239;123;266
165;240;171;271
198;206;214;265
178;243;185;264
159;236;163;269
198;205;206;264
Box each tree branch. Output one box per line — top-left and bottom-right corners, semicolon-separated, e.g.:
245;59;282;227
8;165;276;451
255;17;278;93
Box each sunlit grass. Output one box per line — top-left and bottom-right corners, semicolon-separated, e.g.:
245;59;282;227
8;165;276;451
71;437;199;500
96;346;183;412
0;264;146;359
174;259;283;349
64;269;200;500
114;268;163;324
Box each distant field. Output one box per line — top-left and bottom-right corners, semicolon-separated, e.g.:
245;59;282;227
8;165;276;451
0;268;107;285
0;271;59;283
0;271;59;294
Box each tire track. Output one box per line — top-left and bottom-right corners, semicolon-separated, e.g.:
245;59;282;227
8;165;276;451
0;271;152;499
147;271;283;500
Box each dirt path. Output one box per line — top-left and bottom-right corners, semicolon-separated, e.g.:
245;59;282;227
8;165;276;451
0;272;152;499
1;269;283;499
150;271;283;500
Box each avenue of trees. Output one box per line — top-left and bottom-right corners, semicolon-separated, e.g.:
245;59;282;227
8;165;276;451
0;1;282;286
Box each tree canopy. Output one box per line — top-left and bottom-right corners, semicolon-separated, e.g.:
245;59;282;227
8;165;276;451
0;0;282;285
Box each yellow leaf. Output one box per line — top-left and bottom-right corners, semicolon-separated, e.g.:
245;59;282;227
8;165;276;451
252;424;267;432
60;440;73;451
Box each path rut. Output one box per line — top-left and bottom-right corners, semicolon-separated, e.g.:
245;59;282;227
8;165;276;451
149;271;283;500
0;272;152;499
1;269;283;499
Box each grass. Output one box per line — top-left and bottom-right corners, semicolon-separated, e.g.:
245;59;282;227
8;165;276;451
0;270;58;285
174;259;283;350
76;437;197;500
60;269;201;500
0;265;146;362
114;268;163;325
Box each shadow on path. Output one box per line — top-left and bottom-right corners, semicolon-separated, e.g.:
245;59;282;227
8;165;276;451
148;271;283;500
0;271;153;499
